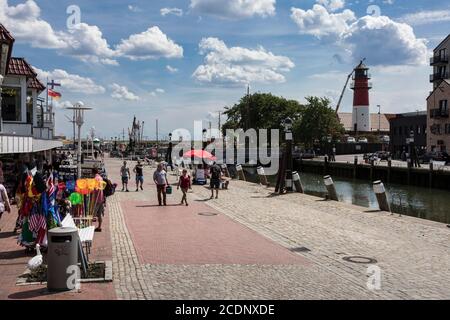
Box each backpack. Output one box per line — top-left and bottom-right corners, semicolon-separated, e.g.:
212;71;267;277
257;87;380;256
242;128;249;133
104;179;115;197
211;165;221;180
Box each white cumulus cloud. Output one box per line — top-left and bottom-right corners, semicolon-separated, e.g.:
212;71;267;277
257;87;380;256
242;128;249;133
34;67;106;94
110;83;140;101
193;37;295;85
0;1;182;65
291;4;428;66
160;7;183;17
316;0;345;12
115;26;183;60
343;15;428;66
291;4;356;38
190;0;276;19
0;0;66;49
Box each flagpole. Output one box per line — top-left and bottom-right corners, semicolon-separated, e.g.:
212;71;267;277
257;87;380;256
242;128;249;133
46;77;49;126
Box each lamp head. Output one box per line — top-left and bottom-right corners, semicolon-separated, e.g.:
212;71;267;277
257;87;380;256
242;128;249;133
283;117;293;131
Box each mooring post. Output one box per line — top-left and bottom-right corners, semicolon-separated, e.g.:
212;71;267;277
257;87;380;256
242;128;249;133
257;166;269;186
236;164;246;181
373;180;391;212
324;175;338;201
292;171;304;193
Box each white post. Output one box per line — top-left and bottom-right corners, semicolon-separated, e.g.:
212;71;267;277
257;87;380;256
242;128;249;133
20;77;27;123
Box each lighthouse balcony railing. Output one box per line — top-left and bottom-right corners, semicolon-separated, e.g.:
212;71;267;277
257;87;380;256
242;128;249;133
430;55;449;65
430;109;449;119
350;81;373;89
352;73;371;80
430;72;449;82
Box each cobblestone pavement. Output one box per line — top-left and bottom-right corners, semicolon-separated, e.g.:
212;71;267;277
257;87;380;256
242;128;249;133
191;178;450;300
105;158;450;300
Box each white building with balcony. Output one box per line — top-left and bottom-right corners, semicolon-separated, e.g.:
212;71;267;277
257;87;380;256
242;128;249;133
0;23;62;156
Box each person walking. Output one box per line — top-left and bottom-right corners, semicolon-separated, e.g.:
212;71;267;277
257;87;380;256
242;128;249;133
177;169;191;206
153;163;169;206
209;162;222;199
134;160;144;192
92;169;106;232
331;145;337;162
120;161;131;192
0;182;12;232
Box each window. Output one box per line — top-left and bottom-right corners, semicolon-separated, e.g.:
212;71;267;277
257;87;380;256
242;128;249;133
439;100;448;112
440;48;447;59
1;86;21;121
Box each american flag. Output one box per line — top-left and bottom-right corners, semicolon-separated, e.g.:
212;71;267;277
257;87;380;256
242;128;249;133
29;213;47;233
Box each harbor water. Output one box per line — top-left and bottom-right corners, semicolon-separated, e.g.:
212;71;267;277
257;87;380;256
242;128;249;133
244;170;450;224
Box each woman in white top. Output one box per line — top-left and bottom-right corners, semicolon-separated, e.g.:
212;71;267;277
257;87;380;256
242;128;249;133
0;183;12;232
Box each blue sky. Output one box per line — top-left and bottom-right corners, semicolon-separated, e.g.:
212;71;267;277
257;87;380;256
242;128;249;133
1;0;450;139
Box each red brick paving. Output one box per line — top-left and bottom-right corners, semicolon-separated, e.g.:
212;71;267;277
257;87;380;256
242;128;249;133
122;198;309;266
0;206;115;300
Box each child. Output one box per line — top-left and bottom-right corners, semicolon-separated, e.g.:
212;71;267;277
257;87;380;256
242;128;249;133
177;169;191;206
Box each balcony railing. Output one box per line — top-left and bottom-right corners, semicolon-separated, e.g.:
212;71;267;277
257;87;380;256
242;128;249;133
352;73;372;80
33;127;53;140
430;108;449;119
430;55;449;65
430;72;450;82
350;82;373;89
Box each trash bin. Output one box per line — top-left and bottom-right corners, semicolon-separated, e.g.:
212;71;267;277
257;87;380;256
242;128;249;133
47;227;79;291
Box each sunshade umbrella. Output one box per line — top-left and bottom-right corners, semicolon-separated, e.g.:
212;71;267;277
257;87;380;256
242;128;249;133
183;150;217;161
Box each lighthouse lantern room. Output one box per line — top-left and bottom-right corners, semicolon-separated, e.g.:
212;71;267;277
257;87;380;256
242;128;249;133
351;60;372;133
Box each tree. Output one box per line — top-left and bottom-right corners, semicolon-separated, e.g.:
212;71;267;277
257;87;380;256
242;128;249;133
222;93;304;132
293;96;345;148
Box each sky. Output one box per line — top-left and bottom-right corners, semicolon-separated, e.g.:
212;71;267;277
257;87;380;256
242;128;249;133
1;0;449;139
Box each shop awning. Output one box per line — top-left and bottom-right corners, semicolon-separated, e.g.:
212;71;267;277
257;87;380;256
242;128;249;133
0;135;63;154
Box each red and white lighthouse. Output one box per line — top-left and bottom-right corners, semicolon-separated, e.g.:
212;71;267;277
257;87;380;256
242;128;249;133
351;60;372;132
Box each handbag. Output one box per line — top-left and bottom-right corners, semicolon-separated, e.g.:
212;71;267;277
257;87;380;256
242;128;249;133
166;186;172;195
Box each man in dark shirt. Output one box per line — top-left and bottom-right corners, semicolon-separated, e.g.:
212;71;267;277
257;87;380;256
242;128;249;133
209;162;222;199
133;161;144;192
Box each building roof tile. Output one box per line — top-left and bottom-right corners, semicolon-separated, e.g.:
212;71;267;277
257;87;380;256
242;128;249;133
7;57;37;77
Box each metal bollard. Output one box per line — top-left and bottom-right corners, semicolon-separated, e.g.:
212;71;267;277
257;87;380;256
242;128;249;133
257;166;269;186
236;164;246;181
373;180;391;212
292;171;304;193
324;175;338;201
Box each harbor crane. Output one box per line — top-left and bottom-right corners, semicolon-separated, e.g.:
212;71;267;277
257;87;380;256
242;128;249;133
335;58;366;114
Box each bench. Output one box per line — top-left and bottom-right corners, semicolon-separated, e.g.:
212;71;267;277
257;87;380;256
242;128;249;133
61;214;95;259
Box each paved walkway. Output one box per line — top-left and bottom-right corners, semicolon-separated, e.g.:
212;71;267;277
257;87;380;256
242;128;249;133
2;157;449;300
107;159;381;299
0;200;115;300
107;158;450;300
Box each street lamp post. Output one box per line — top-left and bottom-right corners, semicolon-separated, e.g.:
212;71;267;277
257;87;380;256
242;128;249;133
67;102;92;179
0;74;3;132
283;117;294;192
377;105;381;134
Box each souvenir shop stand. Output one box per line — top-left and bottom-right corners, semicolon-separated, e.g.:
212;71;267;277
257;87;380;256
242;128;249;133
15;160;107;258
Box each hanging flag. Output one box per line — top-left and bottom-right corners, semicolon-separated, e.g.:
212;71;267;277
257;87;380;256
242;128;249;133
48;89;62;100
